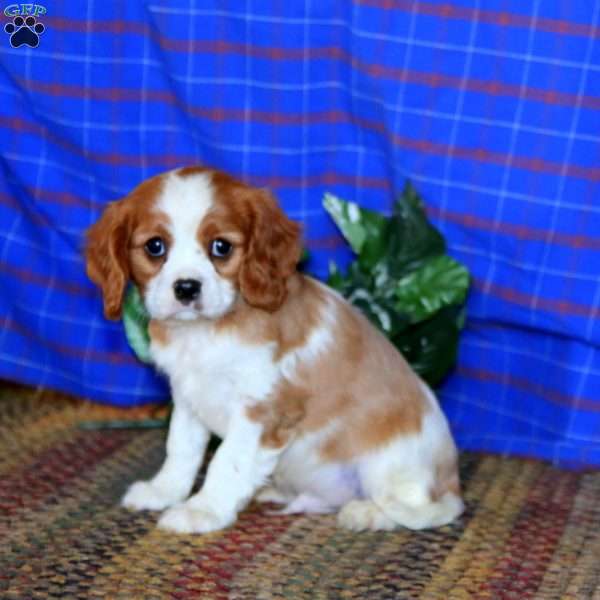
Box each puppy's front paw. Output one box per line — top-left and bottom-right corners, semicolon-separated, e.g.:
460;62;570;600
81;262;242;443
121;480;182;511
157;503;232;534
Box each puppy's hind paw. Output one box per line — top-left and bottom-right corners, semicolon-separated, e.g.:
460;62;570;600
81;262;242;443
337;500;396;532
255;485;291;505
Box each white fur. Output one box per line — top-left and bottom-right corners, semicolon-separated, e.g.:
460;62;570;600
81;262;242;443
279;292;335;380
120;169;463;534
150;319;279;438
268;424;362;513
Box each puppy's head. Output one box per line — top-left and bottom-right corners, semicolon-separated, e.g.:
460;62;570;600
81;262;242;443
85;167;301;321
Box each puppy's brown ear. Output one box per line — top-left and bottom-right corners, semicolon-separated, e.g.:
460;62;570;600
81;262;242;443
85;199;131;320
239;190;302;312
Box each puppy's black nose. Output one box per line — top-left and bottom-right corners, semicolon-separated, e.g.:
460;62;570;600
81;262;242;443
173;279;201;304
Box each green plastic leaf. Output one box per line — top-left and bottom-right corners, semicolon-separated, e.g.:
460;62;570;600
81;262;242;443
395;255;470;324
323;193;367;252
346;287;395;334
323;193;388;268
393;305;465;387
385;182;446;276
122;285;152;364
327;260;346;293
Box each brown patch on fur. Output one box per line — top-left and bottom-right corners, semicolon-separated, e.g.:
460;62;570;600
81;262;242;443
319;398;424;462
206;171;302;312
246;379;308;449
177;165;210;178
85;172;168;319
86;200;132;320
293;297;427;462
128;218;171;293
215;275;326;361
197;213;247;283
148;319;169;346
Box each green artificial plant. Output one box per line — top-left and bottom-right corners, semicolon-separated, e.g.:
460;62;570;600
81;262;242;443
323;182;469;386
122;284;152;364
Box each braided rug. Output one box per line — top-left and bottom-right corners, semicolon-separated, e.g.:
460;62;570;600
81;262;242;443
1;384;599;599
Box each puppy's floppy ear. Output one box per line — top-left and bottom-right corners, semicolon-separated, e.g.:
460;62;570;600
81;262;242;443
85;199;131;320
239;190;302;312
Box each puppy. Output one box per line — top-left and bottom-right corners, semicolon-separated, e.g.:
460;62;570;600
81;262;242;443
86;166;463;534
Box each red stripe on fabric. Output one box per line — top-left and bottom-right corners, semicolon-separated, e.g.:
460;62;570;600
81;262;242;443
249;172;391;190
2;178;378;222
428;206;600;250
356;0;599;40
7;88;599;181
389;132;600;181
154;42;600;111
171;509;295;599
305;235;347;250
189;107;349;124
0;262;93;298
354;59;599;112
0;191;53;228
45;9;600;42
475;469;579;598
1;186;104;219
458;366;599;412
44;16;149;35
472;278;600;319
19;78;175;103
16;37;600;112
0;430;131;517
1;317;139;366
0;115;197;167
31;187;106;211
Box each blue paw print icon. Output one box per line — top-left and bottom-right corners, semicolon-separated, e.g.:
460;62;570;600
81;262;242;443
5;16;45;48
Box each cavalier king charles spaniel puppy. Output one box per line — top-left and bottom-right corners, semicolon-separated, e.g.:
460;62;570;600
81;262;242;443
86;166;463;534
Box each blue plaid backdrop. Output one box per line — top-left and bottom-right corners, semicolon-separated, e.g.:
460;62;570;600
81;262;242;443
1;1;599;467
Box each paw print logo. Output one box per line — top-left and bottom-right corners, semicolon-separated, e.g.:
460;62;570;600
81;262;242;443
4;15;45;48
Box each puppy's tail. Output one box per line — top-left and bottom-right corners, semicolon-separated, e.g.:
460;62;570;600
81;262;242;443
375;491;464;530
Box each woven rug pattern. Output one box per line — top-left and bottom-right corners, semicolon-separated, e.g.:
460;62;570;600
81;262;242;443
1;385;600;599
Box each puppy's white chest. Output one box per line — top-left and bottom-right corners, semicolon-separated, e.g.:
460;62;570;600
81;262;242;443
150;323;278;437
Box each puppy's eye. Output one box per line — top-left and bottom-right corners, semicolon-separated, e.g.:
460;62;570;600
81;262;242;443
144;237;167;258
210;238;232;258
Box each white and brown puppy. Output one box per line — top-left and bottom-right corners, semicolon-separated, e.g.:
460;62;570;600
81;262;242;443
86;166;463;534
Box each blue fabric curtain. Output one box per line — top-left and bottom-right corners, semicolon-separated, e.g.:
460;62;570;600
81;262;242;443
1;1;598;467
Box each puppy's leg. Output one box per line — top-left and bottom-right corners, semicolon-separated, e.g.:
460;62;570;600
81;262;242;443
158;408;282;534
122;402;209;511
